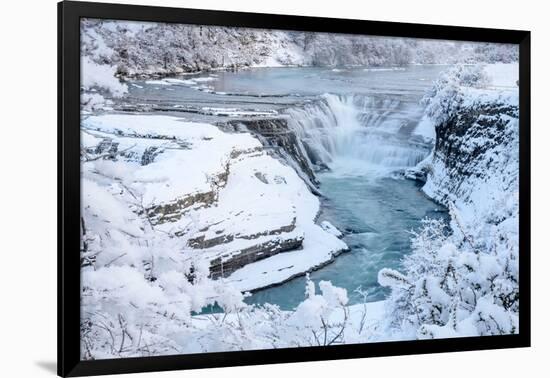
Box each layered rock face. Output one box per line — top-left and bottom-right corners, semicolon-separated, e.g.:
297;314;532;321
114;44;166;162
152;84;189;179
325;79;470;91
379;67;520;339
424;93;519;208
81;114;346;290
227;118;319;189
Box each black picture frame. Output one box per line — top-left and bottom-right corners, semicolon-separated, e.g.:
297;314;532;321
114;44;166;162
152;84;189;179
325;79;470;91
58;1;531;376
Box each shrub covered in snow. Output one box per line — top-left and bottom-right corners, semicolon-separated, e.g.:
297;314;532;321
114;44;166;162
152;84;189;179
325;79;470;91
80;57;128;111
379;65;519;340
421;64;491;125
79;115;362;359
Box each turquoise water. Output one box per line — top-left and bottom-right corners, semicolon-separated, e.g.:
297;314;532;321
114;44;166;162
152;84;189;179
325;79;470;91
245;164;447;310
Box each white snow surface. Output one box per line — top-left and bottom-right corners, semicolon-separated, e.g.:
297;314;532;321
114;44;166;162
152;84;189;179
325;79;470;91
484;62;519;90
412;114;436;141
83;114;260;204
82;114;347;291
225;223;347;292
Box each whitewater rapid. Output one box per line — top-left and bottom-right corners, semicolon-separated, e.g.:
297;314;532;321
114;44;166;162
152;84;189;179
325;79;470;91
285;93;433;176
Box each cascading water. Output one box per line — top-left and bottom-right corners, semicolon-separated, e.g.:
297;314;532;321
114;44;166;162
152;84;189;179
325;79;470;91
285;93;432;174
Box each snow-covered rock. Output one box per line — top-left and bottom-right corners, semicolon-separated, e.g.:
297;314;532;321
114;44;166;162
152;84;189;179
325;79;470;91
380;64;520;339
81;114;347;290
80;113;359;359
227;117;319;190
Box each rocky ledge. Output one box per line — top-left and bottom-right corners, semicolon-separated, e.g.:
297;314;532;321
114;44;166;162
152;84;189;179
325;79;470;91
424;93;519;206
226;118;320;191
81;113;347;290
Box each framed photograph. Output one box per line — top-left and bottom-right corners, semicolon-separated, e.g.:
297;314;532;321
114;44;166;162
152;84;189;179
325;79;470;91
58;1;530;376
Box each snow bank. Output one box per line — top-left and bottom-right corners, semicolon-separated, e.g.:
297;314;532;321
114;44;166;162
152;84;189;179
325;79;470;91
412;114;436;141
226;223;347;292
83;114;260;205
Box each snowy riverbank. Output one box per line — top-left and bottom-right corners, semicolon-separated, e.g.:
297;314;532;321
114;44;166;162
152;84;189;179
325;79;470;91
81;19;518;79
82;114;347;292
378;63;520;339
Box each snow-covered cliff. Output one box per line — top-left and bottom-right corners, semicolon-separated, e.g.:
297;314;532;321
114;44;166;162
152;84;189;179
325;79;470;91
81;114;347;292
379;64;520;339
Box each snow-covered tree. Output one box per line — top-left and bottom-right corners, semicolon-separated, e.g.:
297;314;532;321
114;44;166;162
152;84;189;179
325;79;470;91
79;129;371;359
80;57;128;112
422;64;491;125
80;19;519;78
379;64;519;340
80;142;249;358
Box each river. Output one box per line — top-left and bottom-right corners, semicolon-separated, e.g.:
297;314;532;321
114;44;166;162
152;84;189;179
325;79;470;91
123;65;449;310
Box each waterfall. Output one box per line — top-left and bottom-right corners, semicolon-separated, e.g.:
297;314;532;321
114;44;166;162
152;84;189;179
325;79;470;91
285;93;432;174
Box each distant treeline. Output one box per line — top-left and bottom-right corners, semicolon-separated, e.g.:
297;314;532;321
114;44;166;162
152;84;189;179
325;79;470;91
81;18;518;78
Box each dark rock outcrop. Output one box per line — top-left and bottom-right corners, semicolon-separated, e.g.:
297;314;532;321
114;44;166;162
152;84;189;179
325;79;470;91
227;118;319;187
189;218;297;250
146;191;217;225
209;235;304;279
428;100;519;203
